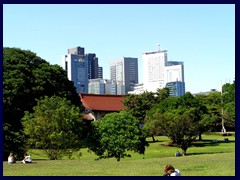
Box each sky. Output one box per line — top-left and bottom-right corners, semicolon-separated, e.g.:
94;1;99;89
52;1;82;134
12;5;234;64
3;4;235;94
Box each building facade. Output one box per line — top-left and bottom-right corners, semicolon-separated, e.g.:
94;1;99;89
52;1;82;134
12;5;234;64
98;67;103;79
62;46;102;94
88;79;125;95
110;57;138;93
142;46;185;95
165;81;185;96
62;52;88;94
86;53;99;79
142;49;167;92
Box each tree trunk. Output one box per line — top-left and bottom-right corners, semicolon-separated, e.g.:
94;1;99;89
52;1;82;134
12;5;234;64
151;135;155;142
181;148;187;156
198;133;202;141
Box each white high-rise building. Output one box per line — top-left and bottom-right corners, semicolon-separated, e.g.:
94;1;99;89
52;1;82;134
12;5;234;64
165;61;184;83
142;46;185;94
142;48;167;92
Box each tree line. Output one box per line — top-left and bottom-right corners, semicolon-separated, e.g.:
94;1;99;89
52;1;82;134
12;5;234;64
3;47;235;161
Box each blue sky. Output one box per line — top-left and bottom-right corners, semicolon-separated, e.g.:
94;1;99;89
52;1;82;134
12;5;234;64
3;4;235;94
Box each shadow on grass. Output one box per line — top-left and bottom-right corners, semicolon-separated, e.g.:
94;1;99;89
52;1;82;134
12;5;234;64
191;139;235;147
147;140;165;144
186;151;232;156
160;139;235;148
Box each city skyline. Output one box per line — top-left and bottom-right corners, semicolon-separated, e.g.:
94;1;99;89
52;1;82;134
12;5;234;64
3;4;235;93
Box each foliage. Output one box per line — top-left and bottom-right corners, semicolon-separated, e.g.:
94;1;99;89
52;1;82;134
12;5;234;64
123;91;157;124
222;81;235;104
3;47;81;160
194;81;235;131
3;123;26;160
195;92;222;131
222;81;235;128
21;96;84;160
144;92;208;154
87;111;149;161
155;87;170;102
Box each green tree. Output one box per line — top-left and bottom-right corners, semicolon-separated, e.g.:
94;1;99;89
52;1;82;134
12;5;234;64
150;107;201;155
144;96;178;142
195;92;222;132
21;96;84;160
155;87;170;102
87;111;149;161
145;92;208;154
222;81;235;130
177;92;208;140
3;47;81;159
122;91;156;124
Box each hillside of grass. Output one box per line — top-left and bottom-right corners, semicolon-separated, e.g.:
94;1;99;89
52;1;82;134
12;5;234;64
3;133;235;176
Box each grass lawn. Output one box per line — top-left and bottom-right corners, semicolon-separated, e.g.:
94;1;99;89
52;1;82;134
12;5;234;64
3;133;235;176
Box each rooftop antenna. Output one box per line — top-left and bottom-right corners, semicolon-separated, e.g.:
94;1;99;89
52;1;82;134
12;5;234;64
157;44;160;52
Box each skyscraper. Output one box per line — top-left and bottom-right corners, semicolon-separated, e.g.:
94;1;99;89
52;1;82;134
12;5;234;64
62;46;103;94
68;46;84;55
142;46;185;95
86;53;99;79
98;67;103;79
142;48;167;92
165;61;184;83
110;57;138;93
62;46;88;94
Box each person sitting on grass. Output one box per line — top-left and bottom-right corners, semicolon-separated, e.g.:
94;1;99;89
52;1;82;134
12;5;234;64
21;153;32;164
163;164;181;176
8;152;16;164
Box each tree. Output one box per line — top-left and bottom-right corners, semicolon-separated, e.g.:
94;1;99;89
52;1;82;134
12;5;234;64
3;47;81;159
155;87;170;102
222;81;235;130
195;92;222;132
177;92;208;140
21;96;84;160
3;123;26;160
122;92;156;125
144;96;178;142
150;107;201;155
87;111;149;161
145;92;209;154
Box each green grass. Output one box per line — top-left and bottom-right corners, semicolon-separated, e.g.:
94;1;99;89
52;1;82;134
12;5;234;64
3;134;235;176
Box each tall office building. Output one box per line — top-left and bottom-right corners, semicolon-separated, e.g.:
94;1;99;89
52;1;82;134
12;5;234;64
62;46;103;94
62;46;88;94
165;61;184;83
142;47;167;92
142;46;185;95
110;57;138;93
68;46;85;55
98;67;103;79
165;81;185;96
86;53;99;79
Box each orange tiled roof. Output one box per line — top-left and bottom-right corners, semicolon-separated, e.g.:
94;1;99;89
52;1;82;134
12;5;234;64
80;93;126;111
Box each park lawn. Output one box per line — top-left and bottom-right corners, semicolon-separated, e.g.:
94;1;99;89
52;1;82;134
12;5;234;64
3;134;235;176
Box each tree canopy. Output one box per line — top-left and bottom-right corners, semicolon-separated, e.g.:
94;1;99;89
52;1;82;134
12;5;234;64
21;96;84;160
3;47;81;159
122;91;157;124
87;111;149;161
144;92;209;155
